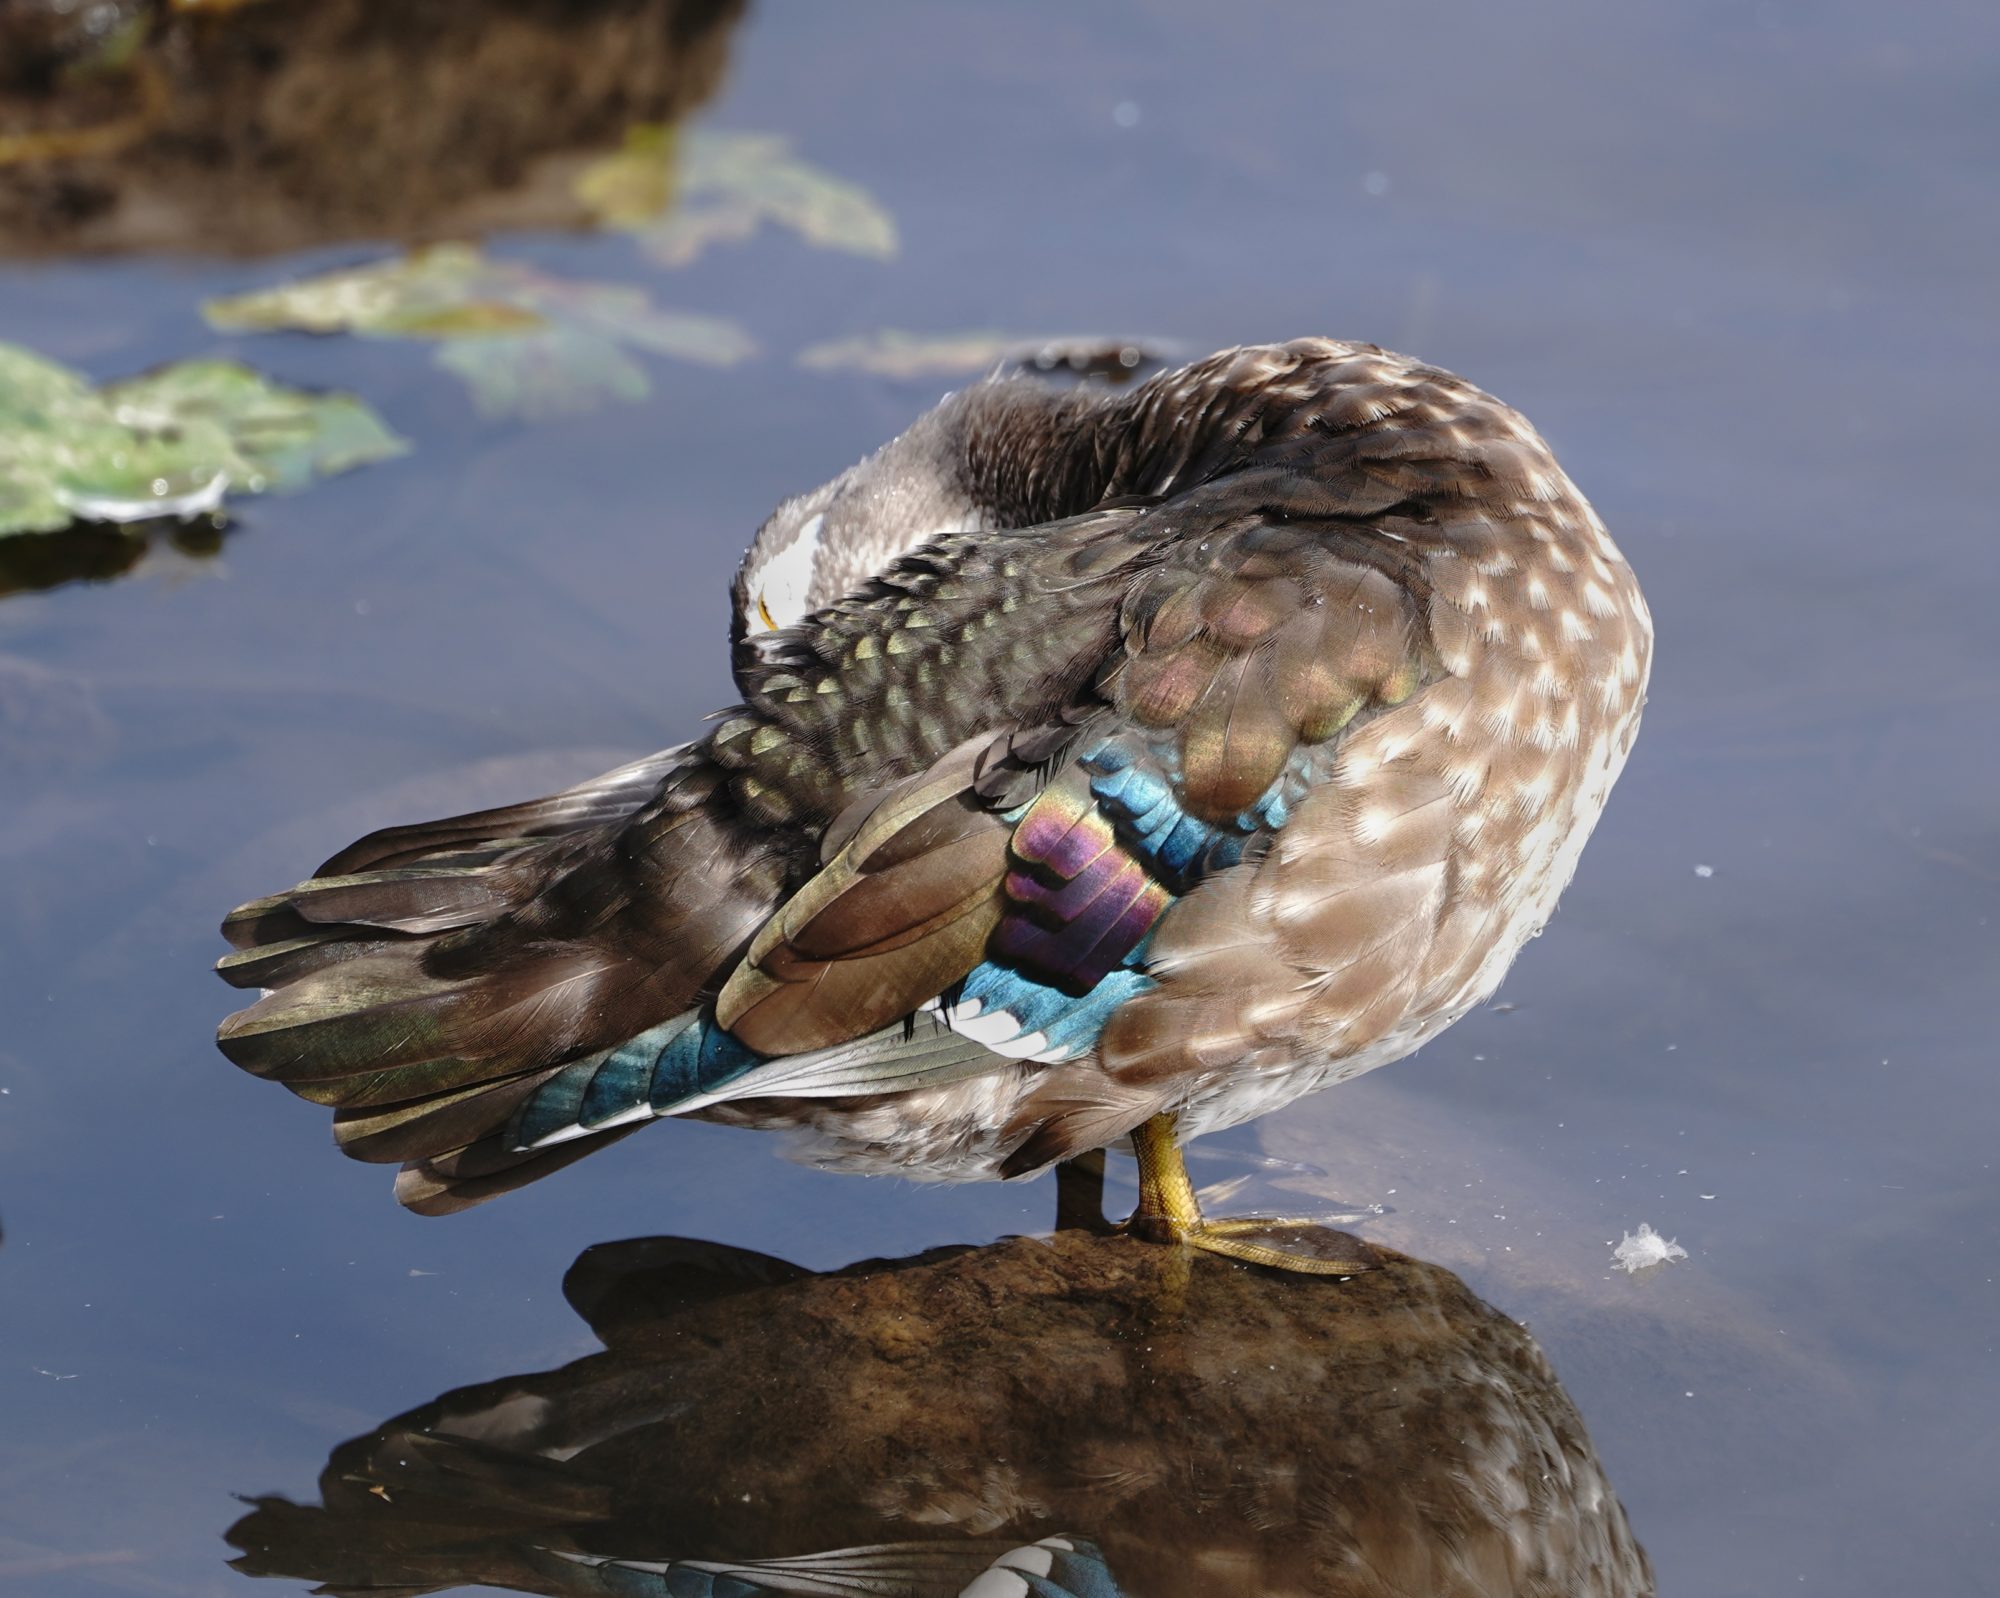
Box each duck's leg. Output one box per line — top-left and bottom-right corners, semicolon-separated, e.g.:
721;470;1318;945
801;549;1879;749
1054;1148;1114;1233
1127;1112;1371;1276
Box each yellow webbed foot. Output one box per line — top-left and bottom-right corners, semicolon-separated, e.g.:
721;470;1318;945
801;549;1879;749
1125;1113;1375;1278
1175;1216;1372;1276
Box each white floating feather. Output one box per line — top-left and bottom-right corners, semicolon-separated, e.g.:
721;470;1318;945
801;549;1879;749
1611;1223;1687;1274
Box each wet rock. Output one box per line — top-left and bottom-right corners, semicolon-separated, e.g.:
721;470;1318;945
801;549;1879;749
228;1227;1654;1597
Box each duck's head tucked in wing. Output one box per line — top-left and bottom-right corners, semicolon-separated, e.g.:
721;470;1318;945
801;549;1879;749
731;393;1000;652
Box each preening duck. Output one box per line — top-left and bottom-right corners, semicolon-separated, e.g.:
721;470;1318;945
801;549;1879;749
216;338;1651;1273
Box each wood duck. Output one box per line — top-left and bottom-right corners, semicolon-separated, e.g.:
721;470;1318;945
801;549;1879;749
216;339;1651;1274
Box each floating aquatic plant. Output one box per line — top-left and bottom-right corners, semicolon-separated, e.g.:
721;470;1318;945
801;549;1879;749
578;127;897;267
204;244;755;420
0;343;405;539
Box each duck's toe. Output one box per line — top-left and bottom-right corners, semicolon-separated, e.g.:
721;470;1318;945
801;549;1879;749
1134;1213;1377;1277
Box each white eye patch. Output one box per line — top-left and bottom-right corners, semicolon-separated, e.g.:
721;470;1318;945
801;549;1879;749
751;511;825;633
744;503;987;648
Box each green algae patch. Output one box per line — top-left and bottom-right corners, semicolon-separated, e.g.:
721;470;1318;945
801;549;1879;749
578;127;897;267
204;244;755;420
0;344;405;538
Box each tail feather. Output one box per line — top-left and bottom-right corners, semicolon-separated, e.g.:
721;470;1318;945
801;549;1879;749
220;893;330;952
393;1126;643;1217
218;869;521;953
216;744;792;1212
217;958;483;1088
257;868;515;935
215;934;391;990
319;748;689;875
332;1069;567;1164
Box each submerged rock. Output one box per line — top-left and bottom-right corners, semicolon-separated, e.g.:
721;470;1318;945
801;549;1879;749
228;1227;1653;1597
0;0;747;257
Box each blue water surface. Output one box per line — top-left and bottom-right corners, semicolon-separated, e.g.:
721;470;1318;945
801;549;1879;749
2;3;1996;1594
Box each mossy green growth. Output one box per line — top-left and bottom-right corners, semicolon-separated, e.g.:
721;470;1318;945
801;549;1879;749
578;128;898;267
204;244;755;420
0;345;406;538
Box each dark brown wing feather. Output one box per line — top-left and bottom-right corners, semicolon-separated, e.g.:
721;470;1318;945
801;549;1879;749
714;741;1013;1057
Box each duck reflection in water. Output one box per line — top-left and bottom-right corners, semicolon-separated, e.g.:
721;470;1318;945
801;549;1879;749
227;1197;1653;1598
